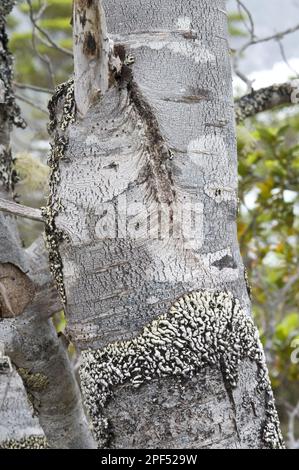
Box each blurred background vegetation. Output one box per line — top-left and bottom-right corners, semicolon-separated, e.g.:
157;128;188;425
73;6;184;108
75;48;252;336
7;0;299;446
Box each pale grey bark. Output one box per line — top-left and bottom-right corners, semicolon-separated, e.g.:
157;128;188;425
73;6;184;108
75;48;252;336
0;197;43;222
0;368;45;447
0;2;96;449
73;0;110;116
46;0;284;449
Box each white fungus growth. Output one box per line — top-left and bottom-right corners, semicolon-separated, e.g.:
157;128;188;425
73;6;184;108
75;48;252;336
80;290;284;449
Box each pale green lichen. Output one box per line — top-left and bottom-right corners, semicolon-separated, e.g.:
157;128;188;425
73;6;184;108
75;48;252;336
0;436;48;449
235;83;294;124
17;368;49;414
42;78;75;304
17;368;49;392
80;290;284;449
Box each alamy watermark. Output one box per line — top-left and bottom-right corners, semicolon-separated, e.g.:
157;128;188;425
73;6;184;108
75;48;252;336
93;195;204;247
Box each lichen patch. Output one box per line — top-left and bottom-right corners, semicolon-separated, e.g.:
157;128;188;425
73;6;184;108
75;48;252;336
42;78;75;305
0;435;48;449
80;290;284;449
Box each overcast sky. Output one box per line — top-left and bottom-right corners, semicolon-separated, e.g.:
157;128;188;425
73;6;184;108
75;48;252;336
227;0;299;88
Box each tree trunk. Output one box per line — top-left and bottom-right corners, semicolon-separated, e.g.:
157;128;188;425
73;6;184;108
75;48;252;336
46;0;284;449
0;1;96;449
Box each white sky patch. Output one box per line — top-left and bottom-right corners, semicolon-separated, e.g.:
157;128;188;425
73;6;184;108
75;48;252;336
244;188;259;210
283;190;297;203
233;57;299;95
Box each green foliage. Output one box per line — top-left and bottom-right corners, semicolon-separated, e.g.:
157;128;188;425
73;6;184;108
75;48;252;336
9;0;73;87
228;11;248;38
238;111;299;424
14;152;49;192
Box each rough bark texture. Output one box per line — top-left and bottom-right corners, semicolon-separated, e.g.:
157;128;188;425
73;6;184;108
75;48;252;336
0;368;46;448
0;228;96;448
0;2;96;449
46;0;284;448
235;82;297;124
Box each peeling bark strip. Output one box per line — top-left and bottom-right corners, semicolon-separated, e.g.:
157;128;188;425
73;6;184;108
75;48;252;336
235;82;297;124
73;0;110;115
80;291;283;449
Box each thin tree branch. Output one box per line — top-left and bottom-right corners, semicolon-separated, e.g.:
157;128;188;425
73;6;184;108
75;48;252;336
236;0;255;39
14;82;54;94
15;93;48;115
0;197;44;222
242;22;299;51
235;82;298;123
232;1;299;91
73;0;110;115
26;0;73;58
277;39;299;79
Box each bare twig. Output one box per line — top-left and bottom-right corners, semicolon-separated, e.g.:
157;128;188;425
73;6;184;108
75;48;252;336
14;82;54;94
236;0;255;39
15;93;48;115
235;82;297;123
26;0;56;88
0;198;44;222
26;0;73;58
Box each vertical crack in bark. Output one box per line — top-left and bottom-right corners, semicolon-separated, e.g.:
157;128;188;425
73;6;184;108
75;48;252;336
235;83;296;124
127;81;175;205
